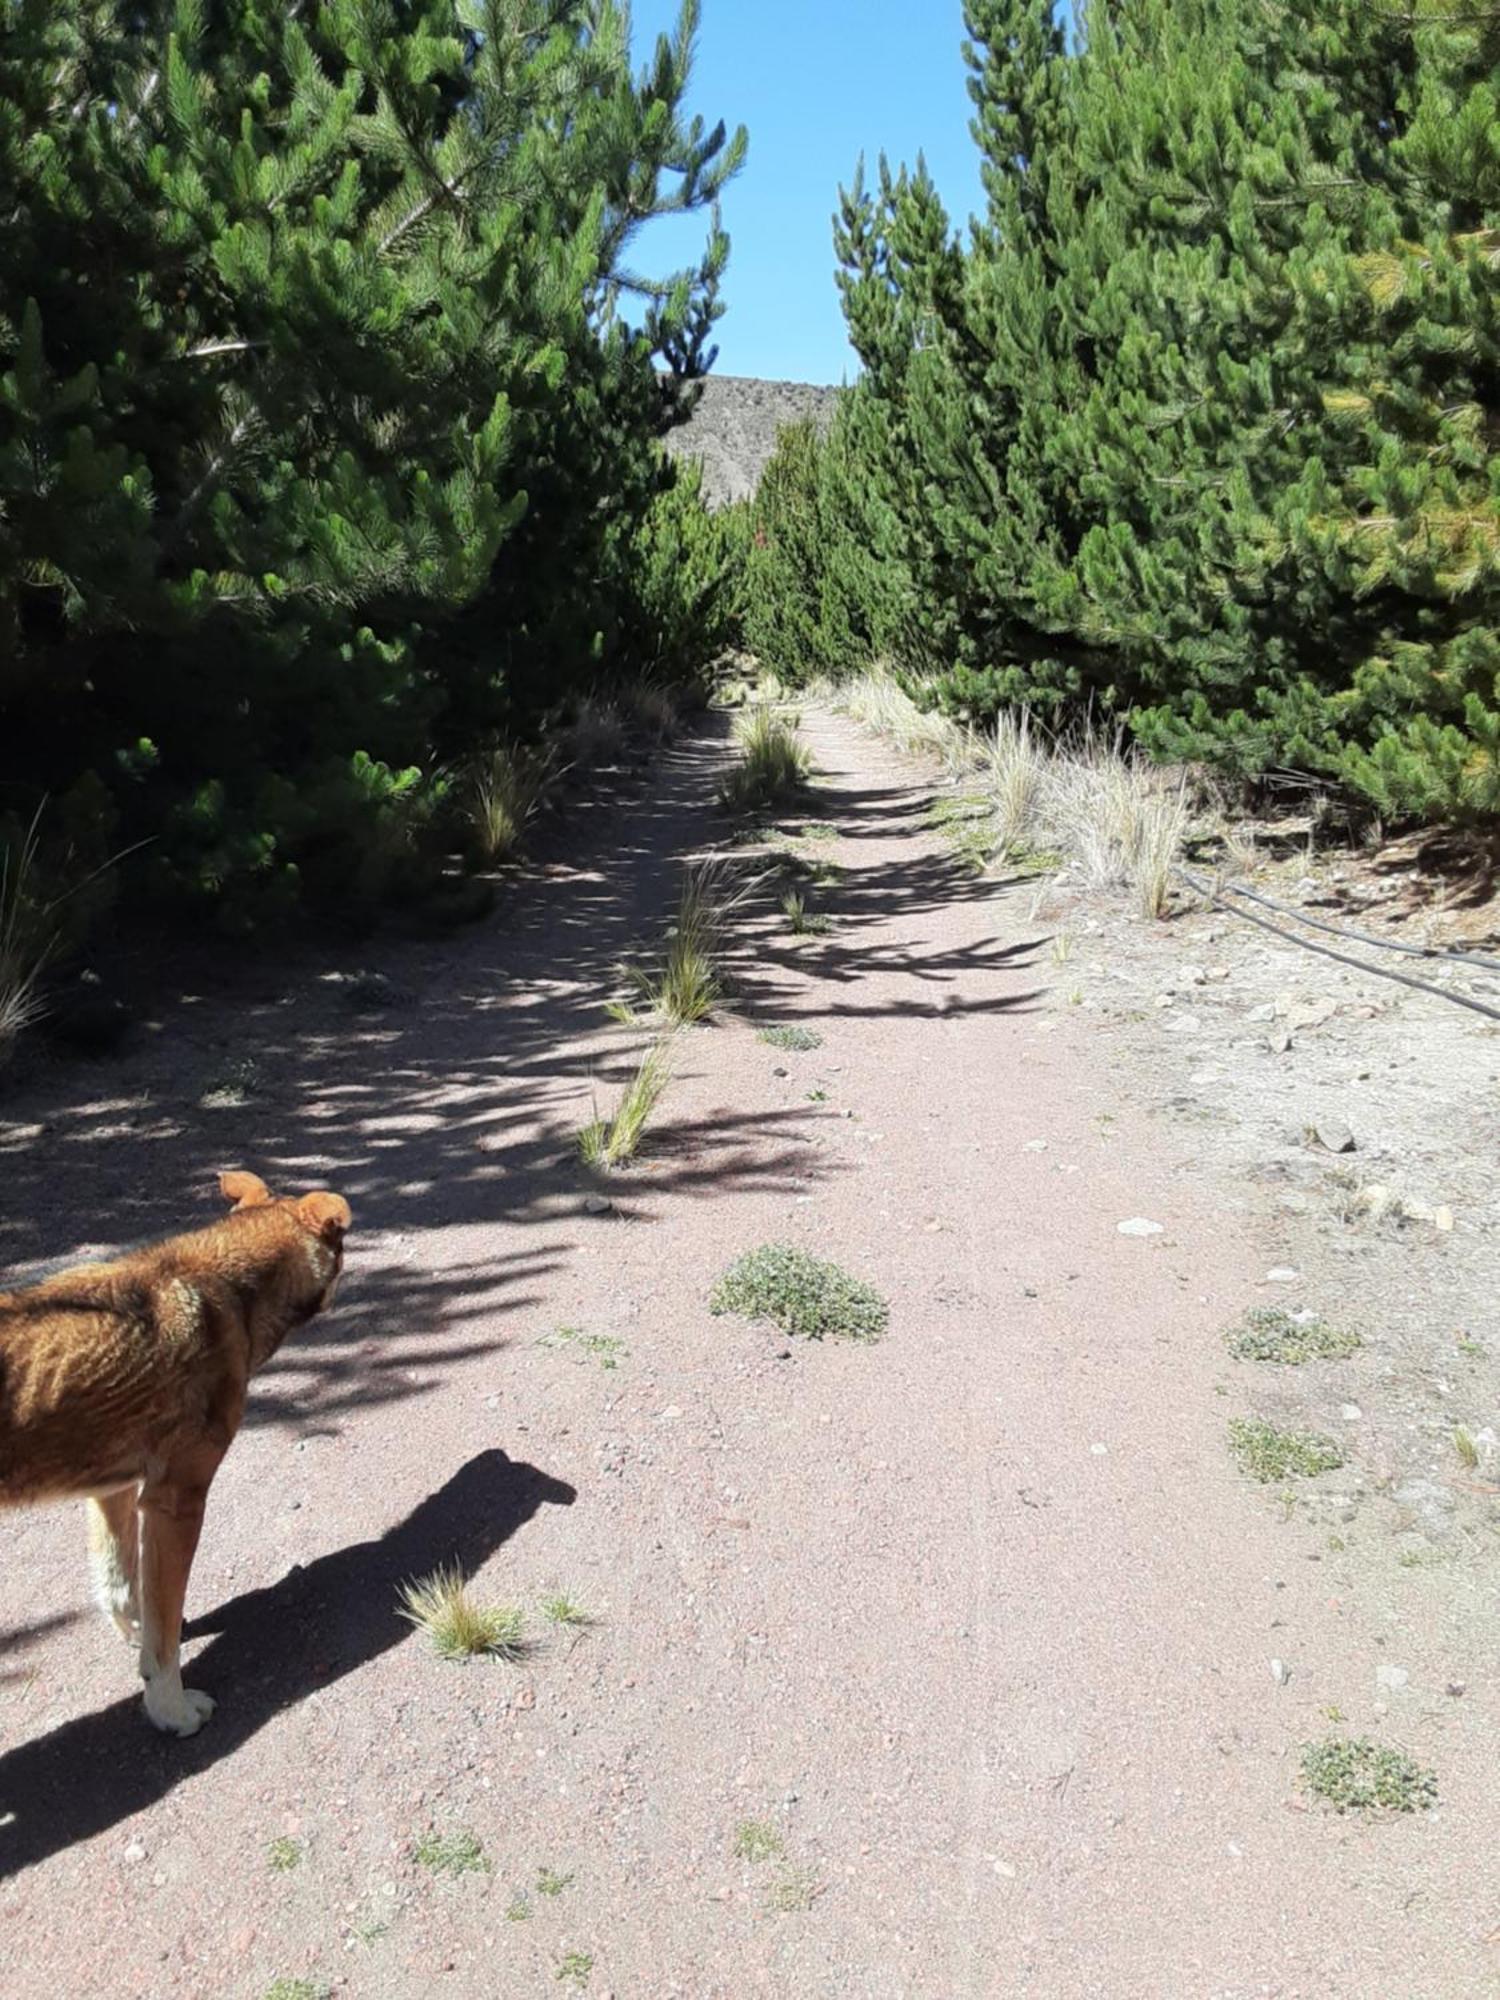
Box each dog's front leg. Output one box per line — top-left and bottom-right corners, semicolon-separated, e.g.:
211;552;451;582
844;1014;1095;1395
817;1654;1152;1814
137;1462;219;1737
86;1488;142;1643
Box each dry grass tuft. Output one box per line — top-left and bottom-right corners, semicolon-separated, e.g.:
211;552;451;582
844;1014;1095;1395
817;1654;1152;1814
718;707;811;812
0;808;60;1066
397;1565;528;1661
610;859;747;1026
578;1035;674;1168
464;742;550;865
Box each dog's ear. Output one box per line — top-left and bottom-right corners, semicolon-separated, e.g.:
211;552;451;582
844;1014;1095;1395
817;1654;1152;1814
220;1170;273;1210
297;1191;351;1243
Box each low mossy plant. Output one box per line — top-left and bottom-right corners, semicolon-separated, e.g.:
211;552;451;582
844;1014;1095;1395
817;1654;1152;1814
1228;1417;1345;1483
1300;1737;1437;1814
1226;1307;1361;1364
758;1023;822;1052
711;1244;888;1343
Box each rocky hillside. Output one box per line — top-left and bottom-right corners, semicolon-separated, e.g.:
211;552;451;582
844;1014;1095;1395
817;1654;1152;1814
665;374;839;507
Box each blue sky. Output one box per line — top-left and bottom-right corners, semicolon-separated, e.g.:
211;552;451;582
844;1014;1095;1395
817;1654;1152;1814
628;2;1001;385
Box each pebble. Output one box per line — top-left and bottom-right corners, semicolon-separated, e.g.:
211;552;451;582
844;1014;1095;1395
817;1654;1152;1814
1117;1218;1164;1237
1306;1117;1356;1155
772;1066;789;1078
583;1193;613;1215
1375;1663;1409;1693
1270;1659;1291;1687
1339;1403;1362;1422
122;1840;147;1864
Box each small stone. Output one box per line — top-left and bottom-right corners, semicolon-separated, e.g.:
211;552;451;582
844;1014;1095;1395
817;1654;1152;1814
1289;997;1338;1031
1023;1139;1048;1152
1117;1217;1165;1238
583;1193;613;1215
1270;1659;1291;1687
1305;1118;1356;1155
1446;1681;1467;1698
659;1405;683;1421
1375;1663;1409;1693
1164;1012;1203;1033
1089;1442;1109;1456
1269;1030;1293;1055
122;1840;147;1864
1433;1205;1455;1233
1246;1002;1277;1024
1339;1403;1362;1422
772;1066;789;1078
1354;1183;1397;1222
1265;1266;1299;1283
1179;965;1208;986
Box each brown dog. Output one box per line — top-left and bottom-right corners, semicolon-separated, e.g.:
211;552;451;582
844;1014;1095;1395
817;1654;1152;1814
0;1171;350;1735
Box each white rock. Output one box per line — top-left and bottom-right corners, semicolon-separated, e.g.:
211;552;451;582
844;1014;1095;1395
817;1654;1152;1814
1270;1659;1291;1687
1340;1403;1363;1422
1265;1266;1299;1283
1023;1139;1048;1152
1117;1218;1165;1237
1164;1012;1203;1033
1179;965;1208;986
1376;1663;1410;1693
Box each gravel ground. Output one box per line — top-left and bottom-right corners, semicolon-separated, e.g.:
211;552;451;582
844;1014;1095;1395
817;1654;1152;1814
1;708;1496;1999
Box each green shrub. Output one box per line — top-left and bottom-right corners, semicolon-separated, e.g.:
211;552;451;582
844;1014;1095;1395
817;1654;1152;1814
711;1245;888;1342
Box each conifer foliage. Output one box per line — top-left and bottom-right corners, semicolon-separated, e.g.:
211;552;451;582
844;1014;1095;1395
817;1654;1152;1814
0;0;745;915
747;0;1500;823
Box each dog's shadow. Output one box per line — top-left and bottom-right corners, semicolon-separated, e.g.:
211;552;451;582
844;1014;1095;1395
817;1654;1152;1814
0;1449;574;1879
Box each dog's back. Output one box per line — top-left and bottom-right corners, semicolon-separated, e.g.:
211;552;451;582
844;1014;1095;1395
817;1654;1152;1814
0;1187;347;1508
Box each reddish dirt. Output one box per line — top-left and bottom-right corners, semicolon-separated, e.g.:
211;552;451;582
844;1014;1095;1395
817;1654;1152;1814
2;710;1495;1998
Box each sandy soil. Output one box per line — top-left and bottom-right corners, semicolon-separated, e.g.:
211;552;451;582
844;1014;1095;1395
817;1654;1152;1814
1;709;1496;1999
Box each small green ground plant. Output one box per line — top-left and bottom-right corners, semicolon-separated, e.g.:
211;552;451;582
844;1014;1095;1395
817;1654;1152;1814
1225;1308;1361;1365
578;1036;673;1167
540;1326;626;1370
556;1951;594;1989
711;1245;888;1342
539;1594;594;1628
263;1981;329;2000
733;1820;785;1863
397;1566;527;1662
413;1828;490;1877
1228;1418;1346;1483
758;1023;822;1052
719;707;811;812
267;1837;303;1873
1300;1738;1437;1814
781;890;832;936
764;1867;820;1914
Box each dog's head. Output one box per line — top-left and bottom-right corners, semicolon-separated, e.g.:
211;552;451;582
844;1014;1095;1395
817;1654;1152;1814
219;1169;352;1316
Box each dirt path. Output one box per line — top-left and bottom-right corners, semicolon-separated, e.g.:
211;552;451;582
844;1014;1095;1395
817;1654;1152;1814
1;709;1494;1998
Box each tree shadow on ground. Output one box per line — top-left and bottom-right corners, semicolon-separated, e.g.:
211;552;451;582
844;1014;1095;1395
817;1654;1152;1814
0;731;1044;1431
0;1449;573;1880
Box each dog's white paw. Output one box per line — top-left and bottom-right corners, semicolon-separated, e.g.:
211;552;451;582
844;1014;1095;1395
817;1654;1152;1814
143;1680;216;1737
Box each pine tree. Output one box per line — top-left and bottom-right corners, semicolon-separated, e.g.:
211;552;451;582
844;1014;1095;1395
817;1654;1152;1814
0;0;745;913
